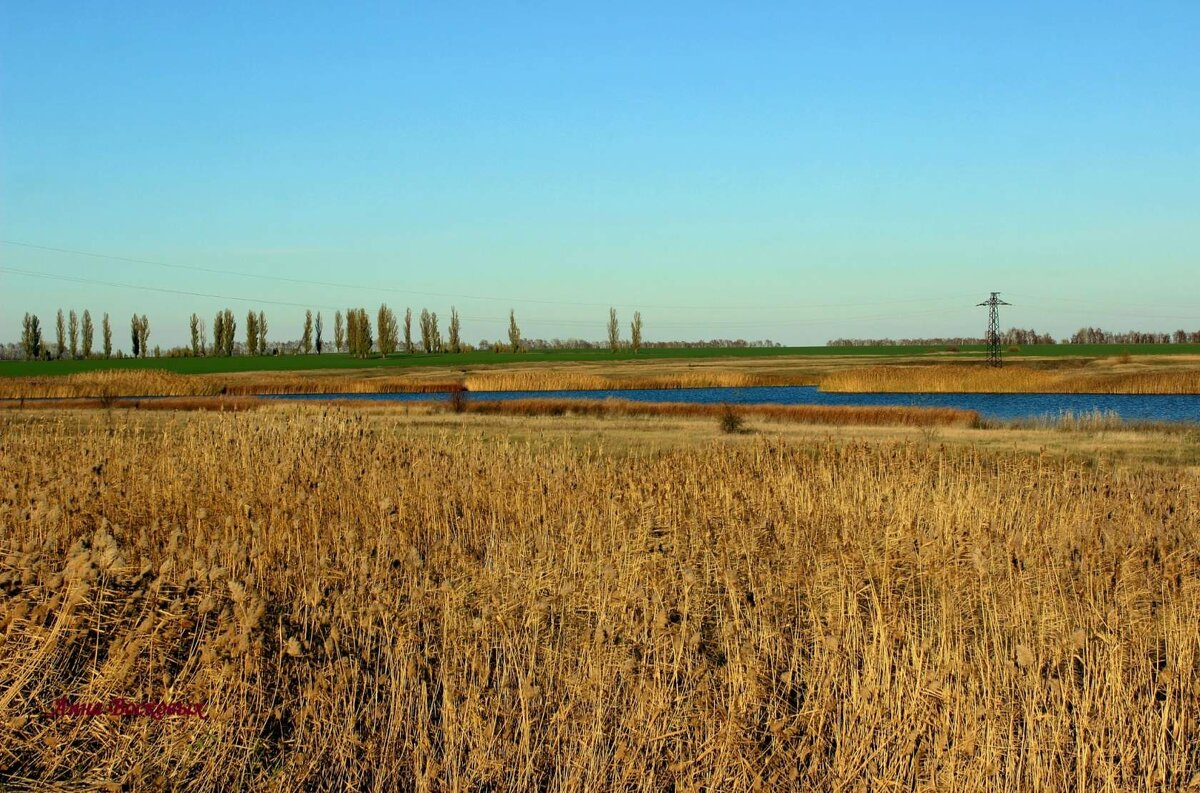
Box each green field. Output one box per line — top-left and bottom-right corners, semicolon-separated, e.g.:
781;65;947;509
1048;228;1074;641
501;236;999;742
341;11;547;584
2;343;1199;377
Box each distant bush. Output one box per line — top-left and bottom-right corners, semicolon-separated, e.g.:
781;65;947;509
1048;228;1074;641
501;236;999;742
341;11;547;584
719;404;745;434
448;385;468;414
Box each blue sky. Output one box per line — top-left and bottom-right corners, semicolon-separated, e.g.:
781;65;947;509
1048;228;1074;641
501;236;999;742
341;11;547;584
2;2;1197;349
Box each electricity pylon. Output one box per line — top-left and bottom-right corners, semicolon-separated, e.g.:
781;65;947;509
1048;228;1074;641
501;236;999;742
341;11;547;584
977;292;1010;367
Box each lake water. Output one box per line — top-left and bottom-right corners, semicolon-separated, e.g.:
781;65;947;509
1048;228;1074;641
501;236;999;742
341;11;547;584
263;386;1200;423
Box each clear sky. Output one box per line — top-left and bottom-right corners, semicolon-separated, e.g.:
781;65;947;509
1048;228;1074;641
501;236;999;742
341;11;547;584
2;1;1197;349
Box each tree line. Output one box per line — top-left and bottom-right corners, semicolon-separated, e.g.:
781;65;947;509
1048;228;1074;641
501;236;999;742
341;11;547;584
1068;327;1200;345
11;305;658;360
20;310;116;360
828;327;1200;347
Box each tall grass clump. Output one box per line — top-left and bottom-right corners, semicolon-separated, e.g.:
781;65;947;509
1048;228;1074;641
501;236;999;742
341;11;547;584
0;407;1196;789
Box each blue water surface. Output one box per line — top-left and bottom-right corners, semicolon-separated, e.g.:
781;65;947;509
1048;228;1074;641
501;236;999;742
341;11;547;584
263;386;1200;423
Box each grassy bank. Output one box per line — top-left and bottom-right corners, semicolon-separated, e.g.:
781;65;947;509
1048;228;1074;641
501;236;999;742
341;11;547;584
0;408;1196;788
6;342;1200;379
5;352;1200;399
0;345;961;378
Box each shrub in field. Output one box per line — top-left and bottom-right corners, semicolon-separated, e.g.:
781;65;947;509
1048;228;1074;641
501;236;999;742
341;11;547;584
448;384;468;413
719;403;745;433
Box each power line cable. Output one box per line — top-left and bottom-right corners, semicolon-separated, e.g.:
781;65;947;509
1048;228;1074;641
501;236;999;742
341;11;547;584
0;264;975;329
0;239;975;312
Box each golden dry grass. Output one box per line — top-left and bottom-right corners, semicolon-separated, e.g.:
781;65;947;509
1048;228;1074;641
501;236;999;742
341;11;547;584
1;407;1198;790
0;370;225;399
0;365;808;400
0;369;460;400
460;370;800;392
821;364;1200;394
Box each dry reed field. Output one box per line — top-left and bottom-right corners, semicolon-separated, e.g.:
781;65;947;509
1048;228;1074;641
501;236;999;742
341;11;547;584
459;369;801;392
0;365;812;401
426;396;979;428
821;364;1200;394
1;406;1197;790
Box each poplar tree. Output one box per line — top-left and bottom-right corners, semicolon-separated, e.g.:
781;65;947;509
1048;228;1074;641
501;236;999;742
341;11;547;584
56;310;66;359
212;312;225;356
448;307;461;353
334;310;345;352
346;309;359;356
377;304;397;356
223;310;237;356
607;307;620;353
403;308;413;353
246;311;258;356
302;310;313;354
68;310;79;358
429;311;441;353
81;310;94;357
101;313;112;358
315;312;324;354
257;311;267;355
137;315;150;357
419;309;432;353
630;311;643;354
190;313;202;356
508;310;521;353
21;314;42;360
129;314;140;359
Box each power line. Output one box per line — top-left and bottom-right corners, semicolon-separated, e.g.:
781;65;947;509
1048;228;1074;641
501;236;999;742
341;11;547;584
0;239;974;312
0;265;343;311
0;264;974;329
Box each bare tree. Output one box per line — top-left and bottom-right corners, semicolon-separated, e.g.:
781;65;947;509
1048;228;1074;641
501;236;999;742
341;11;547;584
430;311;441;353
81;310;94;357
315;312;324;354
630;311;642;354
403;308;413;353
198;316;207;356
302;310;314;354
56;310;66;359
448;307;461;353
257;311;267;355
101;313;112;358
190;313;202;356
607;307;620;353
21;314;42;360
68;310;79;358
334;310;345;352
508;309;521;353
129;314;139;359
